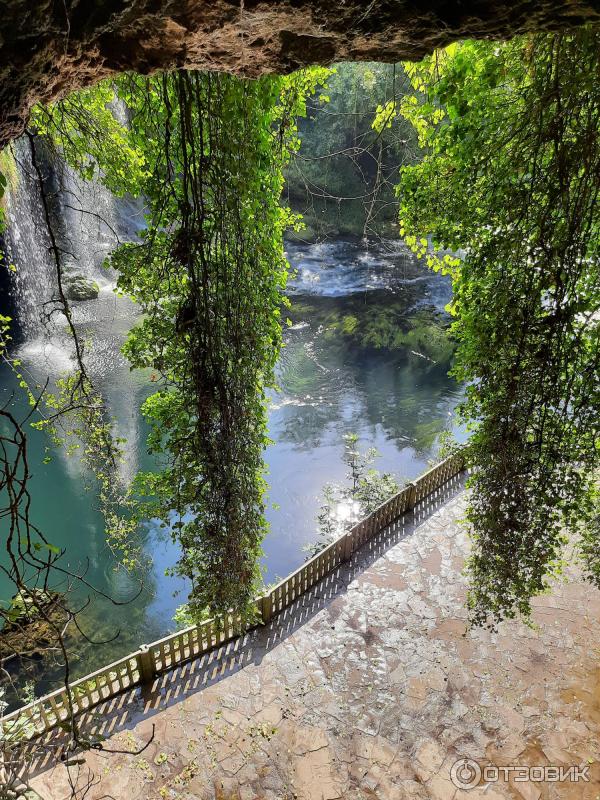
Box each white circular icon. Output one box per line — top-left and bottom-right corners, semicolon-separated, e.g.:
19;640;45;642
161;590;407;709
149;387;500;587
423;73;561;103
450;758;482;789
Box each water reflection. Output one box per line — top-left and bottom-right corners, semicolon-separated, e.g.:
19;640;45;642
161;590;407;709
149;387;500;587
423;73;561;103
273;315;459;453
263;240;464;577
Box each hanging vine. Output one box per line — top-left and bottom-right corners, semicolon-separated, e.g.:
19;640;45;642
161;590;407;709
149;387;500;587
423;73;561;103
109;69;330;622
390;28;600;626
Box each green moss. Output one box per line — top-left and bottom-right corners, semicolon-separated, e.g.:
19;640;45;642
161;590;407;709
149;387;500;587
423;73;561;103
0;147;18;209
341;314;359;334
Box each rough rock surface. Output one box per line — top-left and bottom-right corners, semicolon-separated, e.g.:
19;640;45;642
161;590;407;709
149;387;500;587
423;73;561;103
63;273;100;301
26;485;600;799
2;1;600;148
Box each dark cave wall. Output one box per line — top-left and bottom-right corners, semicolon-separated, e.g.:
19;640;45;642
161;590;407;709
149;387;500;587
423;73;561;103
1;0;599;149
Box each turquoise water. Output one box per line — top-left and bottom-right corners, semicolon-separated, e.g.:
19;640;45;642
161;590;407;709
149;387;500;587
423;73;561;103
0;239;465;693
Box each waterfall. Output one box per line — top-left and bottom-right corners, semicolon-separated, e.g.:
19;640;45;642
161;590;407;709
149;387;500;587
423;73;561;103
1;126;148;484
4;135;144;323
2;138;56;339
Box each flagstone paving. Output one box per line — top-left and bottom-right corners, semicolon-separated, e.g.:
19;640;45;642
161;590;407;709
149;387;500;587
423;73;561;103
27;487;600;799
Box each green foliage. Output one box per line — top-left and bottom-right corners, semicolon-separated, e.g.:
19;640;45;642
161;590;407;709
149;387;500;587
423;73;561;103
1;682;37;742
4;589;57;625
580;491;600;585
307;434;401;557
173;602;204;630
396;30;600;626
40;372;140;569
0;112;141;573
285;62;418;239
0;146;18;232
106;69;329;623
29;83;147;196
0;147;18;193
435;430;460;462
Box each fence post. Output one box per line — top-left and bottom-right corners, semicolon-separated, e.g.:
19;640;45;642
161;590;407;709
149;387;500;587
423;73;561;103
342;531;354;561
138;645;155;685
260;593;273;625
406;482;417;511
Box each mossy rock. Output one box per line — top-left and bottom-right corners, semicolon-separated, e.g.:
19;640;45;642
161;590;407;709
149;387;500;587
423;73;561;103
64;274;100;301
0;589;68;662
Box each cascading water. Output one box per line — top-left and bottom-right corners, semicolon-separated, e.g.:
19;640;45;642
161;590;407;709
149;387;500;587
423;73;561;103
2;137;56;341
1;128;148;483
285;238;453;311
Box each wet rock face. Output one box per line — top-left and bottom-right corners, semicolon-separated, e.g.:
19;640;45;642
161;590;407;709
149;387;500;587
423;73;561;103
1;1;599;148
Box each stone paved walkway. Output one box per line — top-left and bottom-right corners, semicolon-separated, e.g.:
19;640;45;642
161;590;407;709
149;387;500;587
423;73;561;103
27;486;600;800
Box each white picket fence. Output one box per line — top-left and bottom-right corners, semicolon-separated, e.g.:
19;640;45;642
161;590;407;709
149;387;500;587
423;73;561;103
2;449;466;739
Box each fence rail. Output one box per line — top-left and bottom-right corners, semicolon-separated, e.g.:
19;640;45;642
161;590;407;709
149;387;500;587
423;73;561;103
2;448;466;740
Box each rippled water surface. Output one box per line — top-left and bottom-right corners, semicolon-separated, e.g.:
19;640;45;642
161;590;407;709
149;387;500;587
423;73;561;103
0;238;465;688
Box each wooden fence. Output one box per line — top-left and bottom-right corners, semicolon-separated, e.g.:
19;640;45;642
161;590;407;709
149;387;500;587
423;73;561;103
2;449;466;740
